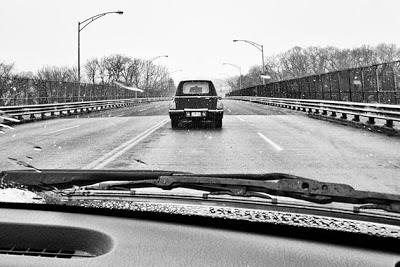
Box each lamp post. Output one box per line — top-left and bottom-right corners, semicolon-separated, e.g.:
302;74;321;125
78;10;123;99
233;39;265;86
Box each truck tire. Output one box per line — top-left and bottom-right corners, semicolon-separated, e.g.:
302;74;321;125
171;118;179;129
214;118;222;129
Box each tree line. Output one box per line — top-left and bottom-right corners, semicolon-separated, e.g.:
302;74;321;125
227;43;400;91
82;54;174;97
0;54;176;98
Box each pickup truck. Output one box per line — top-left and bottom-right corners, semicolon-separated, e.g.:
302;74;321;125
169;80;224;128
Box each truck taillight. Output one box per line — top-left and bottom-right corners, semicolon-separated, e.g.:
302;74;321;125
169;100;176;109
217;100;223;109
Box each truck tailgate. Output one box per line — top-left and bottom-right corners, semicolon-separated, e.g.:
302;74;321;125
175;96;218;109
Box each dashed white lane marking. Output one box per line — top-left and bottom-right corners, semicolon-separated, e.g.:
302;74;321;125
84;118;169;169
257;132;283;151
138;108;149;112
237;116;245;122
227;108;232;112
113;114;124;117
42;125;80;135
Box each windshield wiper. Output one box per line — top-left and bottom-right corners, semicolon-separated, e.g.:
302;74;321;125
1;169;400;214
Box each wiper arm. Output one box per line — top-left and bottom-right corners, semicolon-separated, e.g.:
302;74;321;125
0;169;296;190
2;169;400;213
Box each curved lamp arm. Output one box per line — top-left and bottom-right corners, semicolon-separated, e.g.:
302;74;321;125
79;11;123;32
233;39;263;52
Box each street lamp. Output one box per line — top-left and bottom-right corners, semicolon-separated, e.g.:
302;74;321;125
233;39;265;85
77;10;123;99
222;62;242;90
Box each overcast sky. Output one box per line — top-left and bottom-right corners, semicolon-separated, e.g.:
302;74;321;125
1;0;399;81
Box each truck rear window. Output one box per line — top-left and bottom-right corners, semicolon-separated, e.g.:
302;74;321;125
182;82;210;95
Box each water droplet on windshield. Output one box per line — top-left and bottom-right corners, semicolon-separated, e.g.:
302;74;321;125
133;158;147;165
7;157;41;172
7;157;17;163
33;146;43;151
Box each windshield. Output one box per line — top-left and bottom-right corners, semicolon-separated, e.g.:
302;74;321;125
0;0;400;209
182;82;210;95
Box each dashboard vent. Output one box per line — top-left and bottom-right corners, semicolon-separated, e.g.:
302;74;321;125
0;246;93;258
0;223;112;259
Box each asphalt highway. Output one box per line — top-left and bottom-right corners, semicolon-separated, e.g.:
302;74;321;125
1;99;399;194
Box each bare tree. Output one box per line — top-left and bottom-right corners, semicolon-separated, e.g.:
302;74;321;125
102;54;131;83
304;47;330;74
226;76;240;91
0;61;15;105
97;58;108;85
121;59;146;87
65;66;78;82
0;61;15;80
280;46;311;78
16;71;35;79
84;58;99;83
376;43;399;63
348;45;377;67
36;66;77;82
264;55;284;81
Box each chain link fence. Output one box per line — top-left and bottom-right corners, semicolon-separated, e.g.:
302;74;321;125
0;77;138;106
227;61;400;104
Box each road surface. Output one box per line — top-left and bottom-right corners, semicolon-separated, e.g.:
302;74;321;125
1;99;399;194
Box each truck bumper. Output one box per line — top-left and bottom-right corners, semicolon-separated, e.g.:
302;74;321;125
169;109;224;121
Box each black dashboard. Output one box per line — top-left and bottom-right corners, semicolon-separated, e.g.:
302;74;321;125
0;202;399;267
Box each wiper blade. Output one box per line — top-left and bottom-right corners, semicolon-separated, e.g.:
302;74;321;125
0;169;189;190
2;169;400;214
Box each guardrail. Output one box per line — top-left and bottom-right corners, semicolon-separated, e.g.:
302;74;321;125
0;97;170;125
228;96;400;128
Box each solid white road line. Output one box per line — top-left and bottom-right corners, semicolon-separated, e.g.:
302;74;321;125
84;118;169;169
42;125;81;135
257;132;283;151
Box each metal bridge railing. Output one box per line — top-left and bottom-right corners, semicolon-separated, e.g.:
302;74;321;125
0;77;171;106
229;96;400;129
227;61;400;105
0;97;170;125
